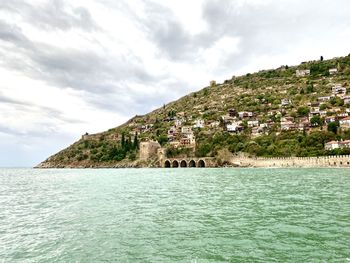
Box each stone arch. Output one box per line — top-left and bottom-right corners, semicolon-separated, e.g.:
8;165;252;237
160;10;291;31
198;159;205;168
189;160;196;167
164;160;171;168
172;160;179;168
180;160;187;167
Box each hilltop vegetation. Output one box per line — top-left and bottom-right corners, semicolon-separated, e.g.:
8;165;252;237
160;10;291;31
38;54;350;167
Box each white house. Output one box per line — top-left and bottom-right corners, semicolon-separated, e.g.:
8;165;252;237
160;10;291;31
226;123;244;132
281;121;296;131
318;96;332;102
332;85;346;95
181;126;192;134
296;69;310;77
339;116;350;128
193;119;205;129
238;111;253;119
329;68;338;75
247;120;259;128
325;141;340;150
281;98;291;106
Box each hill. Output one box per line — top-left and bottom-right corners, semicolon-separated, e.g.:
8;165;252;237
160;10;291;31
36;54;350;168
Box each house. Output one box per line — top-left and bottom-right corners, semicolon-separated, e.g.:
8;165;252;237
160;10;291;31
226;123;244;133
238;111;253;119
181;126;192;134
325;116;336;124
221;115;236;123
174;118;183;127
180;133;196;146
339;116;350;128
281;98;291;106
340;140;350;148
309;111;321;118
193;119;205;129
337;113;349;119
318;96;332;102
247;120;259;128
343;96;350;105
281;121;296;131
325;140;350;150
298;120;311;131
228;108;237;117
167;126;177;137
325;141;340;150
329;68;338;75
319;111;327;117
296;69;310;77
308;102;321;107
332;85;346;95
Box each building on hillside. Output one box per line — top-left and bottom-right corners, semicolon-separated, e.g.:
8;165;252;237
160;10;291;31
228;108;237;117
174;118;183;127
325;116;336;124
281;98;291;106
325;140;350;150
193;119;205;129
221;115;236;123
209;121;220;128
247;120;259;128
318;96;332;102
329;68;338;75
226;123;244;133
332;85;347;95
298;120;311;131
238;111;253;119
180;132;196;147
281;121;296;131
325;141;340;150
337;113;349;118
319;111;327;117
343;96;350;105
181;126;192;134
296;69;310;77
167;126;177;136
339;116;350;129
140;141;161;160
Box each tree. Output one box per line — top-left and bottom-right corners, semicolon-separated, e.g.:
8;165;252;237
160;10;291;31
297;106;310;117
121;132;125;148
133;132;139;150
310;115;324;127
320;56;324;61
328;121;339;134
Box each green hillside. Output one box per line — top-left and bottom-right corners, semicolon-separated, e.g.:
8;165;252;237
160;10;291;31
37;54;350;168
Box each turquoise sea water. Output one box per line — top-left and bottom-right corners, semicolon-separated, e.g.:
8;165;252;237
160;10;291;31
0;168;349;262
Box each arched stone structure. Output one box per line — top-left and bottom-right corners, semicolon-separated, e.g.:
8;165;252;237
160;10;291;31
164;160;171;168
180;160;187;167
198;159;205;167
172;160;179;168
189;160;196;167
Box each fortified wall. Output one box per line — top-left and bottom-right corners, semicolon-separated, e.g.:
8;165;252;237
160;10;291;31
230;155;350;168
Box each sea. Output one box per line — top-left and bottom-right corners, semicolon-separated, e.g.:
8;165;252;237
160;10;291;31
0;168;349;262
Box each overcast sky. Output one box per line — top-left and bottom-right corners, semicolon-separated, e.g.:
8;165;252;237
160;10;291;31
1;0;350;167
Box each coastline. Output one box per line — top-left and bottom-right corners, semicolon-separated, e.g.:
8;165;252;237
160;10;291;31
35;155;350;169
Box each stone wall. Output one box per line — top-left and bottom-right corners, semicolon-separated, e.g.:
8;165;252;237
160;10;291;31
230;155;350;168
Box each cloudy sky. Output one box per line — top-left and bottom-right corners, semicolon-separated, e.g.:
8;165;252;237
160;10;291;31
0;0;349;167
